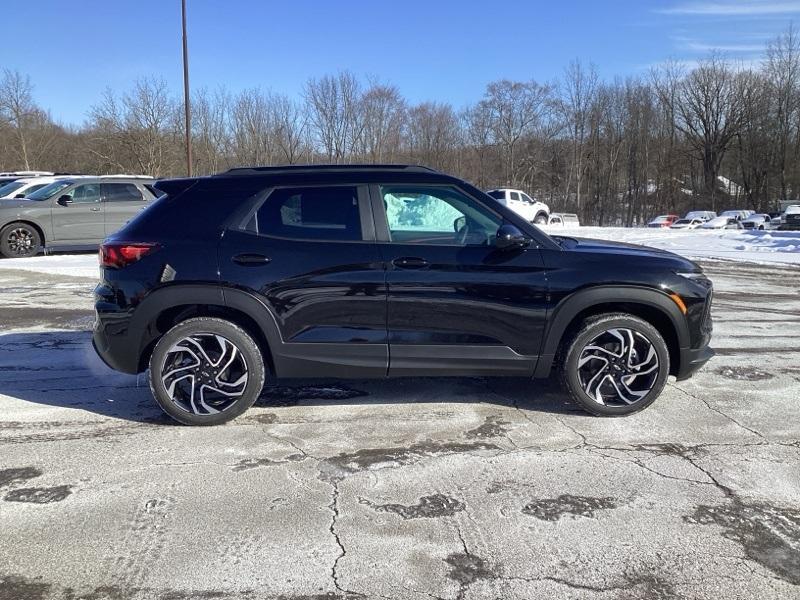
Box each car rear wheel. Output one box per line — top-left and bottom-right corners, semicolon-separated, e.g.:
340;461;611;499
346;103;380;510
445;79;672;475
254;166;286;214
533;213;548;225
0;222;41;258
148;317;265;425
559;313;670;416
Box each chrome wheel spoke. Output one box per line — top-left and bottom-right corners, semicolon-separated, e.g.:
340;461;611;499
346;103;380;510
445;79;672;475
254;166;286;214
577;327;660;407
159;332;249;416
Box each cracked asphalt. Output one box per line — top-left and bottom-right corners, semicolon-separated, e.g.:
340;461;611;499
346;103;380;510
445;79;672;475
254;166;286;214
0;259;798;599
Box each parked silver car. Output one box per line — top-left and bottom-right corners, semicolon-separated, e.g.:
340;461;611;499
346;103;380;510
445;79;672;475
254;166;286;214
0;176;158;258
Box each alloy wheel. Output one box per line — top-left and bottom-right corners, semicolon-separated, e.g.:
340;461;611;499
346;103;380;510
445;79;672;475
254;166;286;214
577;328;660;406
7;228;34;255
160;333;249;415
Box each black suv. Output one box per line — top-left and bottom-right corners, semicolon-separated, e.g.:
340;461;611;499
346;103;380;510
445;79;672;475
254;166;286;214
93;165;714;425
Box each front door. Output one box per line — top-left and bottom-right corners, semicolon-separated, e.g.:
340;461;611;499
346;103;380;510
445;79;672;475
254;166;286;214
50;182;105;241
372;184;548;376
218;184;387;378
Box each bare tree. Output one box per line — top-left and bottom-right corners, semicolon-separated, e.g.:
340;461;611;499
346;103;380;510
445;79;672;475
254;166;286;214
0;70;47;169
359;81;406;163
672;56;747;210
304;71;362;161
765;24;800;201
559;60;599;212
481;79;552;186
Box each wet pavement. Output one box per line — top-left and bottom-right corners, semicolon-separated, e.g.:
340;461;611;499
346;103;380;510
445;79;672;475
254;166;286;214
0;259;798;599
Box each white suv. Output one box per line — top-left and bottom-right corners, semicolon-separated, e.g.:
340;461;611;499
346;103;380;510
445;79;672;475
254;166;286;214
487;188;549;224
0;175;76;200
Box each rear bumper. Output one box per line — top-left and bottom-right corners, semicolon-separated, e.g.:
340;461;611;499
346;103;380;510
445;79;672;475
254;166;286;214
675;345;715;381
92;312;141;374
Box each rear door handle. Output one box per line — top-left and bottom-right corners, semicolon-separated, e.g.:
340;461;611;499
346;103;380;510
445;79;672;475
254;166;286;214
233;253;272;266
392;256;429;269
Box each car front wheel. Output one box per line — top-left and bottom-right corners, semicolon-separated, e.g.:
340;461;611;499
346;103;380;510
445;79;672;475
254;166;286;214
533;213;548;225
148;317;266;425
559;313;670;416
0;222;41;258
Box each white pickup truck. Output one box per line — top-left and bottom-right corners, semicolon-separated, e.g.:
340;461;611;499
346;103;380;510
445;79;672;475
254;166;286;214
487;188;550;224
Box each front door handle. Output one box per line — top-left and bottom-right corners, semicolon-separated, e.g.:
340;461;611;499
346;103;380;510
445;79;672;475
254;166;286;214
233;253;272;266
392;256;429;269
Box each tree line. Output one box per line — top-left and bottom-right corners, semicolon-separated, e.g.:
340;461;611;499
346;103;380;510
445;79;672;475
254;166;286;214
1;26;799;225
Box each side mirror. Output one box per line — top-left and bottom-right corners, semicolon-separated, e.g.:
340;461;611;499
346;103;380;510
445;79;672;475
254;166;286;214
57;195;73;207
494;224;531;250
453;216;466;233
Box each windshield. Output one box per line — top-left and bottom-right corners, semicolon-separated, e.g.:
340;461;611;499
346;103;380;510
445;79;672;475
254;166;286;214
26;181;73;201
705;217;727;226
0;181;25;197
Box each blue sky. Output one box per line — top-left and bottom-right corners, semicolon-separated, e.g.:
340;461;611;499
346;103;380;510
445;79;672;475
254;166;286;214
3;0;798;125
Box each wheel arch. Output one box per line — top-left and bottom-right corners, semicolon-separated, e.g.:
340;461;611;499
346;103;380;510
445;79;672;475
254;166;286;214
0;219;46;247
534;286;688;378
129;285;281;374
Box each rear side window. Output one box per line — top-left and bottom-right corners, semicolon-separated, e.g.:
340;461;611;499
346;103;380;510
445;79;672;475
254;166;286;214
487;190;505;200
255;186;361;241
103;183;143;202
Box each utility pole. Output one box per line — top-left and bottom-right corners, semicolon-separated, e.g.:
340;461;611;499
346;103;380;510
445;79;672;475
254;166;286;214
181;0;192;176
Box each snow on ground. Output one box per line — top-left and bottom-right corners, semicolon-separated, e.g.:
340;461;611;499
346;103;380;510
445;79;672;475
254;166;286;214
0;253;99;279
0;226;798;278
542;226;800;266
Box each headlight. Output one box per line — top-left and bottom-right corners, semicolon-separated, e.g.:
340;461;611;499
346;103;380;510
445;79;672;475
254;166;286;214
676;271;706;280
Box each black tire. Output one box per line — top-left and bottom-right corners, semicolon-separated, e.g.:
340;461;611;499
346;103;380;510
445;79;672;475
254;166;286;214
148;317;266;425
0;222;41;258
558;313;670;417
533;212;548;225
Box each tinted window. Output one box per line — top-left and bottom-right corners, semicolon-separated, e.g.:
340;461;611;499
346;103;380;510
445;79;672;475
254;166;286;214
67;184;101;204
103;183;143;202
521;193;533;203
487;190;505;200
510;192;521;201
381;185;501;246
255;186;361;241
0;182;24;197
27;181;72;201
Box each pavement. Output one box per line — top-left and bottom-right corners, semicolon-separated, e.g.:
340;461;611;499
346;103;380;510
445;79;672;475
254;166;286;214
0;258;798;600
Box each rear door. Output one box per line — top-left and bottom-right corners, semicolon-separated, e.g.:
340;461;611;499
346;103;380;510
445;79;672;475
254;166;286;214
102;183;149;235
218;183;388;377
50;182;104;241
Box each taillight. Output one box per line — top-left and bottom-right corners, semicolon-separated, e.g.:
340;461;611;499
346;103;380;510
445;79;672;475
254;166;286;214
100;242;159;269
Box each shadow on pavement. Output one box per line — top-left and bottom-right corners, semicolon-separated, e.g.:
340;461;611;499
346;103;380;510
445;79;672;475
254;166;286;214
0;330;581;424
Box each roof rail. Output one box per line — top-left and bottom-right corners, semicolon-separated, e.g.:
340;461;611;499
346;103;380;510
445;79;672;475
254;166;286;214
221;164;439;175
101;174;155;179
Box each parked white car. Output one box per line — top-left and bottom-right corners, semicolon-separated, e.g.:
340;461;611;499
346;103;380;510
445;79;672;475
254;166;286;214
719;209;754;221
740;213;778;231
487;188;549;224
684;210;716;221
700;216;743;230
0;176;75;200
670;218;704;230
547;213;580;227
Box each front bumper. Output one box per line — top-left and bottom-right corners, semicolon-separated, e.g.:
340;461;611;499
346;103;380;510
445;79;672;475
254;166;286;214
675;345;715;381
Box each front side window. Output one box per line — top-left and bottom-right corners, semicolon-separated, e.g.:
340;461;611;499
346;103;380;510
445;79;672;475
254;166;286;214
255;186;362;241
66;184;101;204
27;181;72;201
381;186;501;246
102;183;143;202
